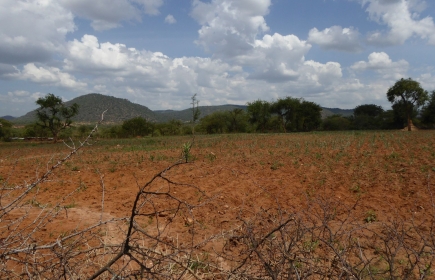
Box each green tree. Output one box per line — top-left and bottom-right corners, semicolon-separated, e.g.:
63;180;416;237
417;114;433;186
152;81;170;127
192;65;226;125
322;115;351;131
0;118;13;141
227;108;248;133
353;104;384;130
270;97;300;132
122;117;152;137
36;93;79;143
156;119;183;136
199;111;228;134
421;91;435;127
296;100;322;131
247;100;271;132
386;78;428;131
23;123;51;138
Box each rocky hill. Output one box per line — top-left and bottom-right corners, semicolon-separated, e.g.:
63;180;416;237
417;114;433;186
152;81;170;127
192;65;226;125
13;93;157;124
12;93;354;124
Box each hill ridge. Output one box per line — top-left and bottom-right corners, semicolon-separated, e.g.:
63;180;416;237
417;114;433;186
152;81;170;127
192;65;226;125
11;93;353;124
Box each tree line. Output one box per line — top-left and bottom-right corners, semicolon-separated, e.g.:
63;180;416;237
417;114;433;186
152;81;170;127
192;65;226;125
1;78;435;141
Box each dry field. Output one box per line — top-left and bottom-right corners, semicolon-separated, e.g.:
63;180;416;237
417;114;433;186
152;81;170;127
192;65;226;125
1;129;435;279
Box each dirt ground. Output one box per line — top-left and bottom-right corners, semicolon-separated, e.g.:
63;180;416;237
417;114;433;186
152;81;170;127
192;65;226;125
1;131;435;278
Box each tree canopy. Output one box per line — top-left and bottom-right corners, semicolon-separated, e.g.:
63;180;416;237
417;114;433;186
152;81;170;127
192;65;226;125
386;78;428;131
122;116;153;137
36;93;79;143
421;91;435;127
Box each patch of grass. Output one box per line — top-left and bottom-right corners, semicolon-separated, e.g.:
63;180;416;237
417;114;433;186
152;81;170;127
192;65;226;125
365;210;377;223
271;161;284;170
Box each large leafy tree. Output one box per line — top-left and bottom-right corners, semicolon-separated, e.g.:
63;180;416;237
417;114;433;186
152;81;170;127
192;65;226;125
296;100;322;131
247;100;271;132
122;117;153;137
199;111;228;134
353;104;384;130
386;78;428;131
421;91;435;127
227;108;248;133
36;93;79;143
0;118;13;141
270;97;300;132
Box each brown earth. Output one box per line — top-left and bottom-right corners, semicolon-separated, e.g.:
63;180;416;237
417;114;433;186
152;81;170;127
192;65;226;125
1;131;435;278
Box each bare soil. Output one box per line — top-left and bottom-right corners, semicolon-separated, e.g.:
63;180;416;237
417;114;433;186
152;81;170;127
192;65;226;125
1;131;435;278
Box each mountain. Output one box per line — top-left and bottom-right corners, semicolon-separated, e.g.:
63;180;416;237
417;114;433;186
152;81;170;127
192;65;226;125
12;93;354;124
0;115;15;121
13;93;157;124
155;104;248;122
321;107;354;118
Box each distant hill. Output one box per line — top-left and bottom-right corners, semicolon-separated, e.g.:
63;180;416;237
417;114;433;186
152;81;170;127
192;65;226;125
155;104;248;122
13;93;157;124
321;107;354;118
12;93;354;124
0;115;15;121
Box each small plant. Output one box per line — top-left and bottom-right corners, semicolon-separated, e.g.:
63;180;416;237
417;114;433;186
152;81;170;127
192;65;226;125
64;200;76;209
350;184;362;195
271;161;284;170
365;210;377;223
181;141;192;163
28;198;43;208
78;181;88;192
206;152;217;162
303;239;319;252
71;166;80;171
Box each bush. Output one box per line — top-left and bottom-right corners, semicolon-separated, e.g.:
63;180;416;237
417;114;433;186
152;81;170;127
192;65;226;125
321;115;351;131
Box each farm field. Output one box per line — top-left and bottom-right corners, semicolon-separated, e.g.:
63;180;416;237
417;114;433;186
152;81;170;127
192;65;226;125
1;131;435;279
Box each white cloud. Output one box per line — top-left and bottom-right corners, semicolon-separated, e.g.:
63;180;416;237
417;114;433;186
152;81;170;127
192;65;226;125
351;52;409;79
191;1;321;84
191;0;271;57
10;63;87;90
362;0;435;45
418;73;435;91
165;14;176;24
61;35;247;109
308;26;363;52
133;0;164;15
0;0;75;64
1;91;43;103
245;33;312;83
60;0;139;31
0;64;19;79
59;0;163;31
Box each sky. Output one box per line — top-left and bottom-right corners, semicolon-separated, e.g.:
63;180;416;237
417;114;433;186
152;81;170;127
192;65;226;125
1;0;435;117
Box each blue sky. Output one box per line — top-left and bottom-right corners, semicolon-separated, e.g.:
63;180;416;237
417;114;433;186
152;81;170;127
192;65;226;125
1;0;435;117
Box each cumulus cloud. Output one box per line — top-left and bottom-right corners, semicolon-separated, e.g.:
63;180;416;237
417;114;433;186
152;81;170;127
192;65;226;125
0;64;19;79
191;0;271;57
0;91;43;105
418;73;435;91
7;90;43;102
133;0;164;15
191;1;320;84
308;26;363;52
10;63;87;90
0;0;75;64
61;35;246;109
351;52;409;79
245;33;312;83
165;14;176;24
59;0;163;31
362;0;435;45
